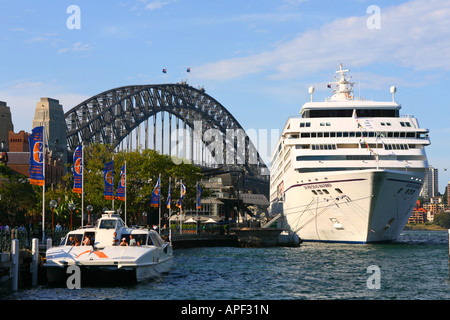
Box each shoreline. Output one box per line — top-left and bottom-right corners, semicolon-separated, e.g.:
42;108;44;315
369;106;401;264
404;224;447;231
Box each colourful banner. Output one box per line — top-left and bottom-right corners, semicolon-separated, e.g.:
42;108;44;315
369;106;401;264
150;176;160;207
28;126;45;186
103;161;114;200
116;165;126;201
196;183;202;209
176;182;186;209
73;145;83;194
166;178;171;210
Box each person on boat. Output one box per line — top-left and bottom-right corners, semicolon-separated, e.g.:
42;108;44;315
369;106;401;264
68;236;75;246
119;238;128;246
129;234;136;246
112;232;119;246
74;238;81;246
82;235;91;246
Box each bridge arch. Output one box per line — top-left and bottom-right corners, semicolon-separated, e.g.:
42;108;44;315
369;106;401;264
64;83;269;180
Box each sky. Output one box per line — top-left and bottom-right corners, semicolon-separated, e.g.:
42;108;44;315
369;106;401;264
0;0;449;192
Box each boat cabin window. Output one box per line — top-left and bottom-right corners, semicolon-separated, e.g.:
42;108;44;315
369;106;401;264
149;233;163;247
99;219;116;229
121;233;148;246
65;234;83;246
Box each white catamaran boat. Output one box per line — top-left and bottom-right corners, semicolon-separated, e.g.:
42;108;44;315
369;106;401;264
44;212;173;284
270;64;430;243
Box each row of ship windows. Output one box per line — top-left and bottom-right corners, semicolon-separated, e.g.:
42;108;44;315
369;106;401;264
397;188;417;196
309;187;416;197
296;143;417;150
296;155;427;161
299;121;412;128
310;188;343;196
289;131;426;139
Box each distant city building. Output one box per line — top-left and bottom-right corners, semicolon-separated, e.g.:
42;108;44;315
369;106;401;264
420;165;439;199
447;181;450;205
408;207;427;224
9;130;29;152
32;97;67;164
0;101;14;151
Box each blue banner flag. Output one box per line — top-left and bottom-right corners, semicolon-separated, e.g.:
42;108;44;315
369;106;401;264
103;161;114;200
116;165;126;201
176;182;186;209
166;178;171;210
196;183;202;210
73;145;83;194
28;126;45;186
150;176;161;208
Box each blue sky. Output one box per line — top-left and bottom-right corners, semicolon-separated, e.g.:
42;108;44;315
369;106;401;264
1;0;449;192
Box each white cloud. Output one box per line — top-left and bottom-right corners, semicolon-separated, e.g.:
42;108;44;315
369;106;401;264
145;1;170;11
193;0;450;82
57;42;93;55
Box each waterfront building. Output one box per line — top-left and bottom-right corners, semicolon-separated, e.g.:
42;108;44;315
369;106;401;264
0;101;14;151
4;129;64;186
9;130;29;152
408;207;427;224
423;201;445;216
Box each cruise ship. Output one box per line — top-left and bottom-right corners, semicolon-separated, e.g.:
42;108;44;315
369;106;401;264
269;64;430;243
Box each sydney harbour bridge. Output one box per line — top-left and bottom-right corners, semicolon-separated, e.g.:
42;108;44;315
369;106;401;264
64;83;270;197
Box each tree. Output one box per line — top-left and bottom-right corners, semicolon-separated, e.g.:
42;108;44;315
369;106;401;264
74;144;203;225
0;164;40;226
434;211;450;229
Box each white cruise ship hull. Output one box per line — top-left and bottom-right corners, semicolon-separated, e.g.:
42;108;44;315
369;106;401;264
280;169;424;243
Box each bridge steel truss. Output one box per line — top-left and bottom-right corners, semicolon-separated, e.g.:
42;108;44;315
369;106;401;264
64;84;269;190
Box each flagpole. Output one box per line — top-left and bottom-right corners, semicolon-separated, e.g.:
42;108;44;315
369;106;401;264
81;142;84;228
112;155;115;211
124;160;127;225
158;173;161;234
196;182;198;235
168;176;171;238
180;179;183;235
42;126;46;242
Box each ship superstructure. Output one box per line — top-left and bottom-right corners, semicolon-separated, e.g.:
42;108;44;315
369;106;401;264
270;64;430;243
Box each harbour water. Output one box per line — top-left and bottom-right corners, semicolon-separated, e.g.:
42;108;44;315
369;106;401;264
1;230;449;301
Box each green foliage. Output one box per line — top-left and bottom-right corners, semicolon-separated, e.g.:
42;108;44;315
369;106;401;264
77;144;203;225
0;164;40;225
433;211;450;229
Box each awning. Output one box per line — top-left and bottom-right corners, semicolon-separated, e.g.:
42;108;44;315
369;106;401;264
201;198;224;205
239;194;269;206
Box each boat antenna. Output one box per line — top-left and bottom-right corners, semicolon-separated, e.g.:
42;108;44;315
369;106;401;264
390;86;396;102
308;86;315;102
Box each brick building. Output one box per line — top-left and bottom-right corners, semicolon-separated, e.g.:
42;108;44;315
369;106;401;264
4;130;64;186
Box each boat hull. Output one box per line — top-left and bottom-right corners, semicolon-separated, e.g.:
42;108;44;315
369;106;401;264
44;245;173;285
280;169;424;243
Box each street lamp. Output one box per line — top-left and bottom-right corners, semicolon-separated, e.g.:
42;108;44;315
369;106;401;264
49;200;57;237
68;203;75;230
86;205;93;225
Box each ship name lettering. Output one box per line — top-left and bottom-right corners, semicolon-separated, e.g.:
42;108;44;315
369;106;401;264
303;183;333;190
